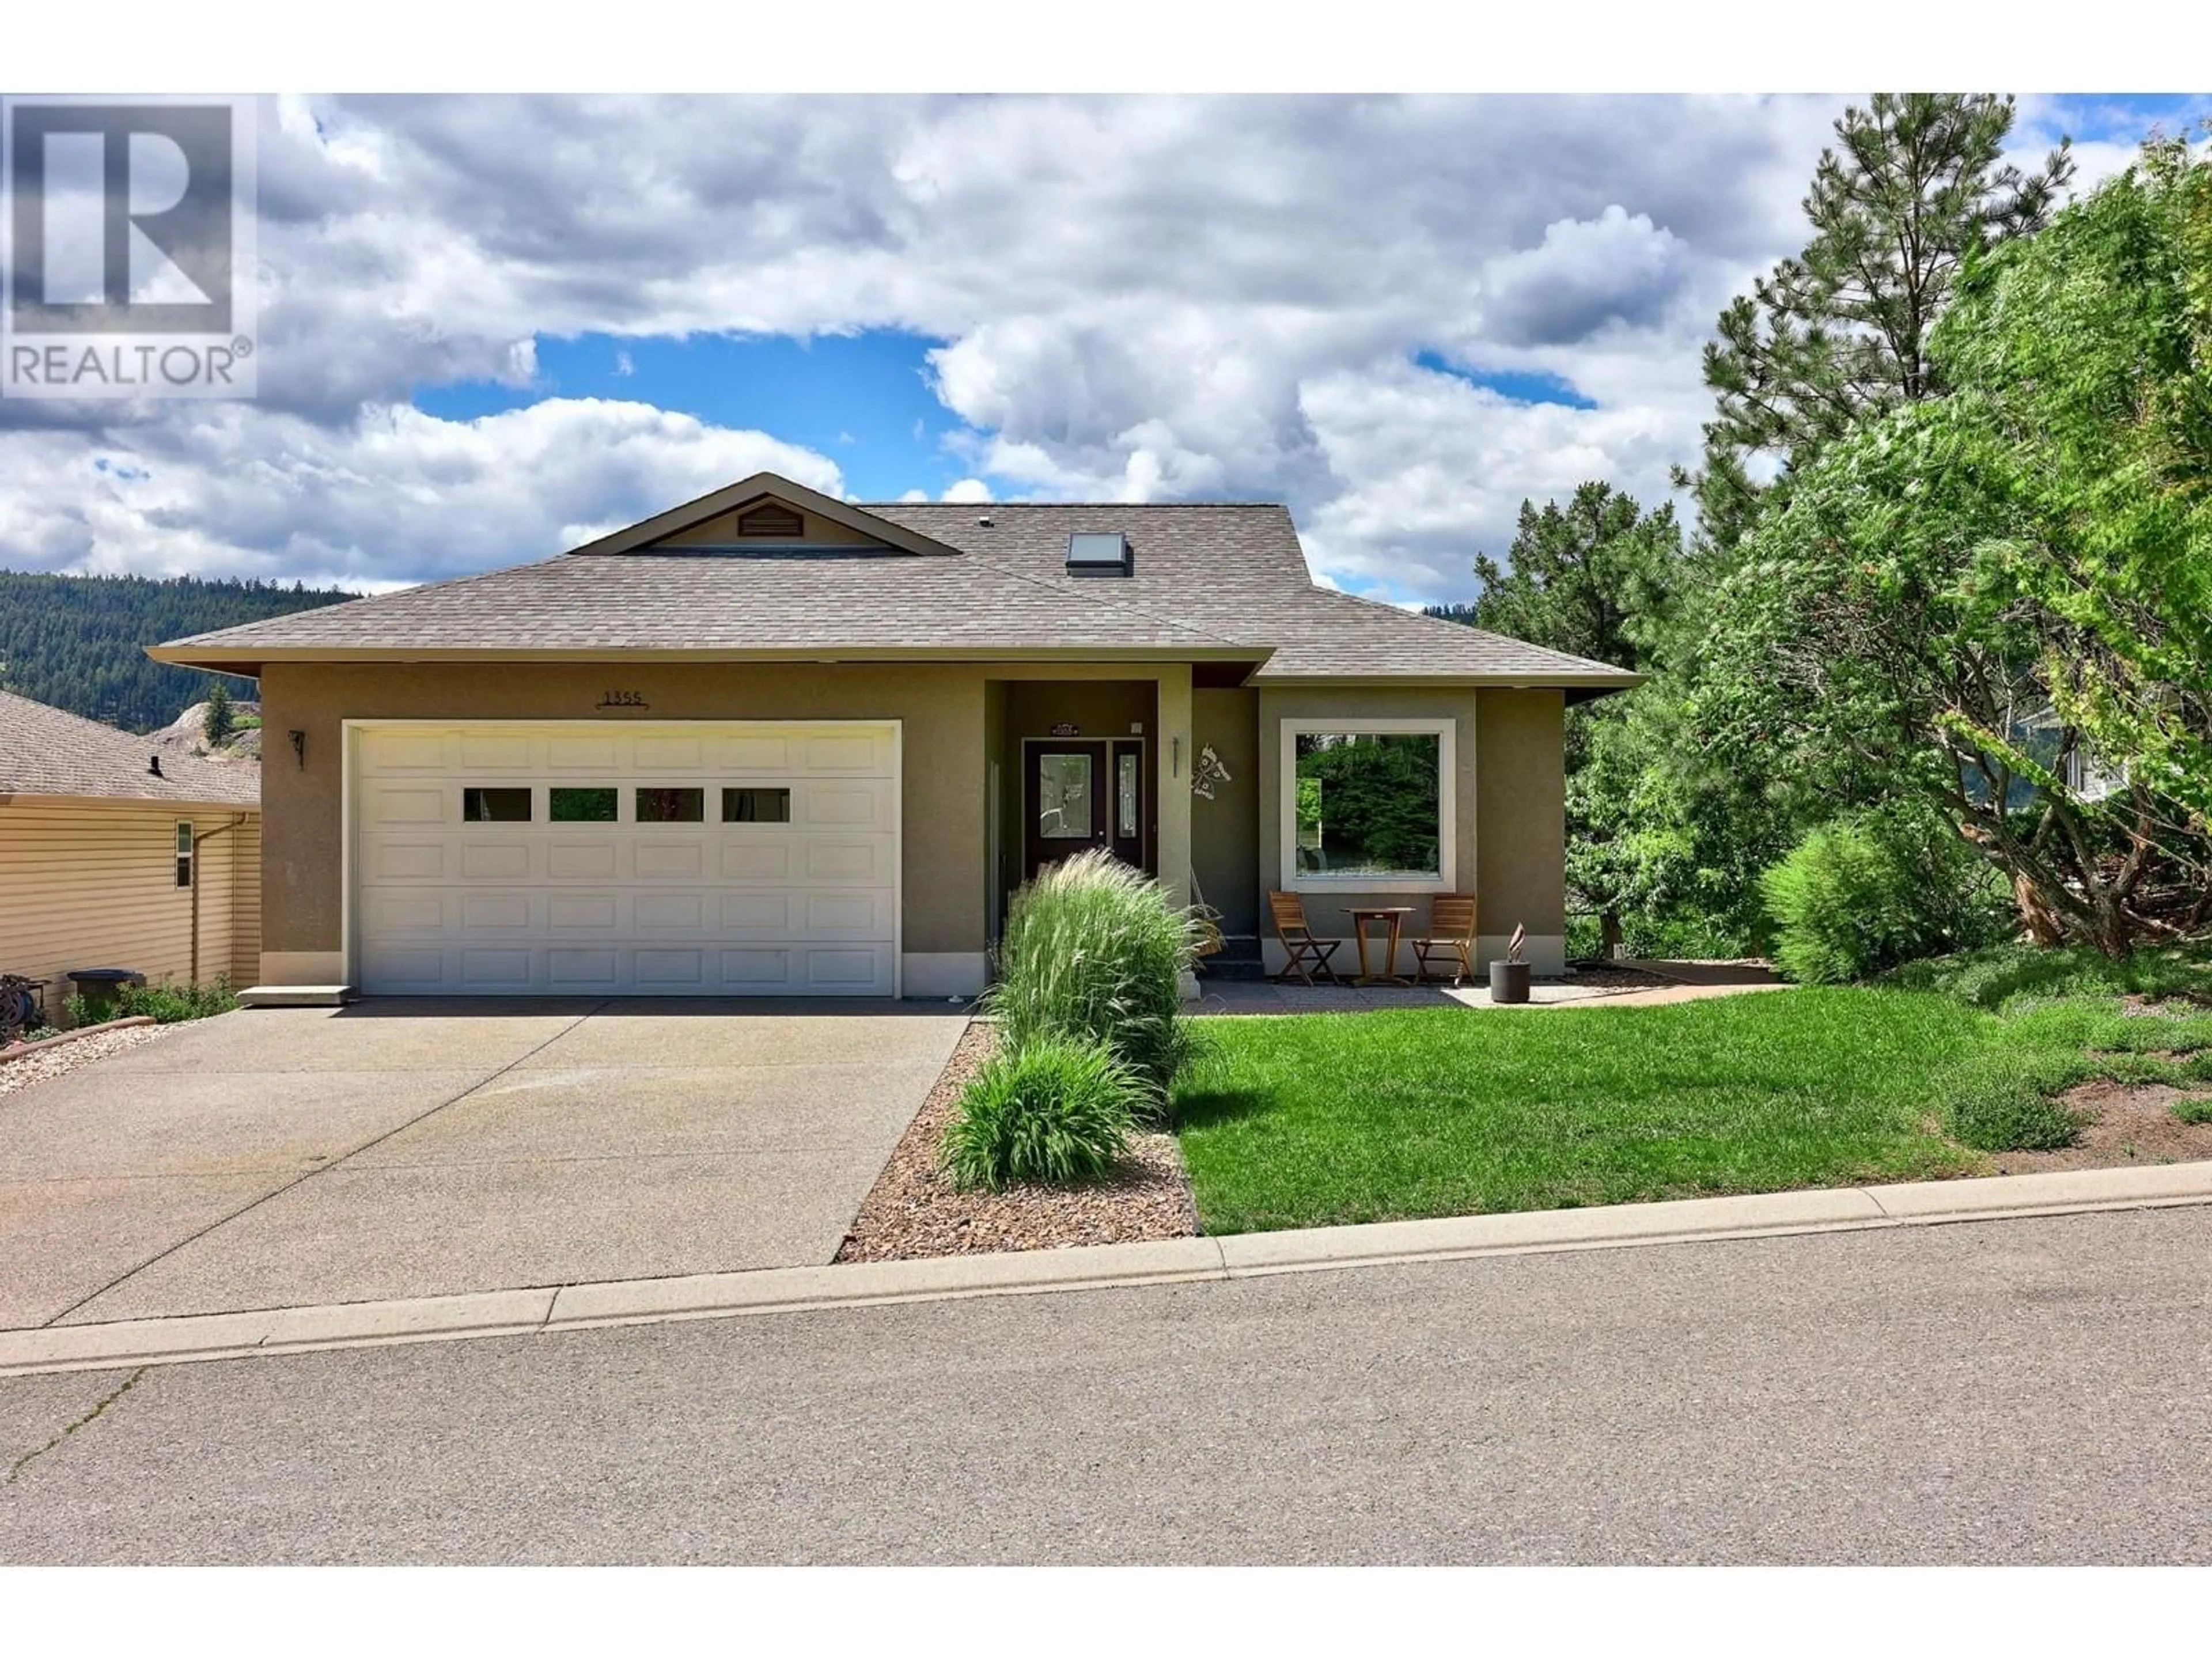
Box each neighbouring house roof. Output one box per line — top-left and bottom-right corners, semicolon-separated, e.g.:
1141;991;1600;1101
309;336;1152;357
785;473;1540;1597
0;689;261;810
147;473;1642;696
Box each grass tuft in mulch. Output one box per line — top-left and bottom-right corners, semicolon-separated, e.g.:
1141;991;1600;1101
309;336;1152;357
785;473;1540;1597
836;1024;1198;1263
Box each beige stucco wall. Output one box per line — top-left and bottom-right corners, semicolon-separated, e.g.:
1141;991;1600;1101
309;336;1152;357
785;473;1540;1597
259;661;987;973
982;679;1006;942
1253;685;1566;975
256;660;1206;989
1256;685;1480;940
253;661;1567;989
1154;665;1194;913
1191;687;1260;937
1003;680;1156;745
0;798;259;1018
1474;689;1567;965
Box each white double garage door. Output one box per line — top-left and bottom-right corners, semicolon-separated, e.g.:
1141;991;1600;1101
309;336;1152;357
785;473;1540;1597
353;721;900;996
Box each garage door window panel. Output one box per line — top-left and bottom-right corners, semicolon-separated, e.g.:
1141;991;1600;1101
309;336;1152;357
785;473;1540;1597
550;786;619;822
636;787;705;823
722;787;791;823
462;787;532;823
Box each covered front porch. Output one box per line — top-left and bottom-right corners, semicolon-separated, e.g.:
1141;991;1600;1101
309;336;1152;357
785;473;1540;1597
983;672;1186;945
975;672;1573;983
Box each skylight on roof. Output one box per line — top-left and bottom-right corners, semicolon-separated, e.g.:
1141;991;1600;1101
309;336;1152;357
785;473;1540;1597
1066;532;1132;576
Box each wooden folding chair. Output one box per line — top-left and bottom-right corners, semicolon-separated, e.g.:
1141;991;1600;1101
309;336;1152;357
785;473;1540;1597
1269;891;1343;986
1413;893;1478;986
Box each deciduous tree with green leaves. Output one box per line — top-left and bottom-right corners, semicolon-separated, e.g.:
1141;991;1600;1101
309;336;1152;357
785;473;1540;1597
1688;134;2212;956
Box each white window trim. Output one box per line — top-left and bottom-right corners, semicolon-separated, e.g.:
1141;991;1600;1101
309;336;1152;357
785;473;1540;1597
1280;717;1456;895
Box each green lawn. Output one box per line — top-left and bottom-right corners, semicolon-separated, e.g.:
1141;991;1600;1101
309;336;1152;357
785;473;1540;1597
1172;975;2212;1235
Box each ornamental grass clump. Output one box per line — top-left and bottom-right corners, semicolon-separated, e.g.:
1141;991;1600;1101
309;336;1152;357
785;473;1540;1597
940;1036;1138;1192
987;848;1200;1119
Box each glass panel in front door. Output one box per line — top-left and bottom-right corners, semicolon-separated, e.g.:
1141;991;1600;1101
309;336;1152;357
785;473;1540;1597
1037;753;1094;839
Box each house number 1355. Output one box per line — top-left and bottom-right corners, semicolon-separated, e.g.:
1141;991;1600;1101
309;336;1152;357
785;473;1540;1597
596;690;650;709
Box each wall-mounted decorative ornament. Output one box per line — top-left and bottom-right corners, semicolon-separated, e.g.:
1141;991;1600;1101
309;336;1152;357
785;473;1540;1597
1050;722;1080;737
1191;743;1232;800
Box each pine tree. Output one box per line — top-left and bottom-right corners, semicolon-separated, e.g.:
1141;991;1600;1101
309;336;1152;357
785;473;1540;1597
1432;484;1686;956
1464;483;1679;672
1683;93;2074;552
202;676;236;748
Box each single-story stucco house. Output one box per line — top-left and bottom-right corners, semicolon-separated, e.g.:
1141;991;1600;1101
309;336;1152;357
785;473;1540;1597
0;689;262;1017
147;474;1638;1002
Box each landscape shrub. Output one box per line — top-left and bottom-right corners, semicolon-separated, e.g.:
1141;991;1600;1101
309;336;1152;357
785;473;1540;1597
1566;911;1758;963
1885;938;2212;1012
114;976;241;1024
940;1036;1138;1191
1760;806;2012;984
988;848;1198;1118
2174;1097;2212;1126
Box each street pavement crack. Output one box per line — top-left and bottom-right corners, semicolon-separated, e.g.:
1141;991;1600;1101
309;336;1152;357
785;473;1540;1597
37;1001;612;1328
6;1367;146;1485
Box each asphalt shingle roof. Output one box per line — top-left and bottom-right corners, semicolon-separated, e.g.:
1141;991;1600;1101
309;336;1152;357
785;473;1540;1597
153;547;1247;655
0;690;260;808
153;491;1640;691
869;503;1637;683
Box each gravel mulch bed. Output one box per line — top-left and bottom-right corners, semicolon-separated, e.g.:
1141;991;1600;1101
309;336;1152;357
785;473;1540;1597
0;1022;177;1101
836;1022;1200;1263
1985;1078;2212;1175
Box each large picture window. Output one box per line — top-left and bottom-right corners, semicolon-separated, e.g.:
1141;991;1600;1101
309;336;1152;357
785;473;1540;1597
1281;719;1454;892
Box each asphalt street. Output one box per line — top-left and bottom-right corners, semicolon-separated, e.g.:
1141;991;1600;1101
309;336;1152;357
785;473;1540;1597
3;1204;2209;1564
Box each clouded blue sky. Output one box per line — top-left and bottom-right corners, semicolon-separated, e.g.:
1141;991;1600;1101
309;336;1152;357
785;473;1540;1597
2;93;2201;605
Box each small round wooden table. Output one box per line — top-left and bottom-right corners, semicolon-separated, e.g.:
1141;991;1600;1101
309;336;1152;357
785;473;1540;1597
1344;906;1416;987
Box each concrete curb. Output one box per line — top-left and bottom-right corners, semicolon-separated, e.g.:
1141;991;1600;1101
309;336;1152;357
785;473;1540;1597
5;1161;2210;1377
0;1015;157;1062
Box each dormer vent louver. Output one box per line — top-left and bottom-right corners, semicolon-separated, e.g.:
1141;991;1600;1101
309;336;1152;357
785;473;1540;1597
1066;532;1133;576
737;502;805;538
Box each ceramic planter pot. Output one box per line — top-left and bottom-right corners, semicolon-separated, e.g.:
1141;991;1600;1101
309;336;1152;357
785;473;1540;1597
1490;960;1531;1004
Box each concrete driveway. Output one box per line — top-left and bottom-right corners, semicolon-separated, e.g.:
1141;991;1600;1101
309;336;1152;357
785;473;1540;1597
0;1000;967;1330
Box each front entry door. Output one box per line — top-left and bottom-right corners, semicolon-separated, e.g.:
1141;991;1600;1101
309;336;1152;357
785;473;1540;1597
1024;742;1109;877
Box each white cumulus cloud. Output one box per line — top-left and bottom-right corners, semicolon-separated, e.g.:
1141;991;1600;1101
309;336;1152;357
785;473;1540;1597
1;93;2185;606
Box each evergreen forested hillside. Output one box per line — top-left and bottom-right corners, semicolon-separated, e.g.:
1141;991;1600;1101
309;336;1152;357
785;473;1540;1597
0;569;359;732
